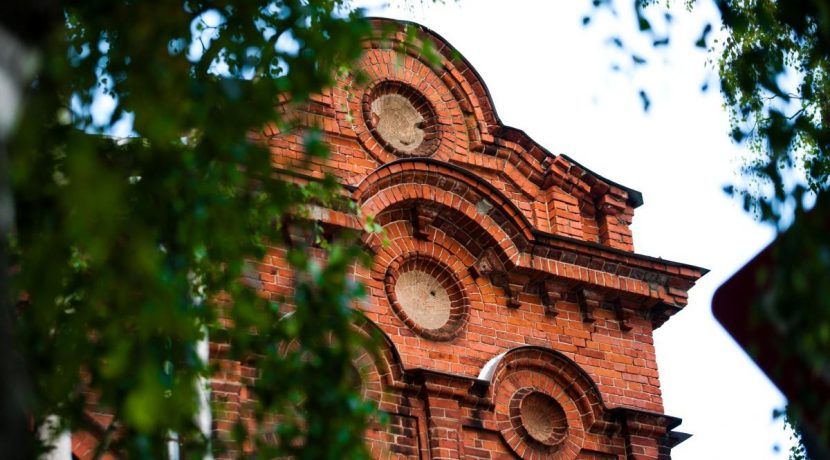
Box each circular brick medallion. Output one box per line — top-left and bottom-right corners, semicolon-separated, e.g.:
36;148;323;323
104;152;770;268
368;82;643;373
494;370;586;459
500;386;573;458
385;255;467;341
363;81;440;157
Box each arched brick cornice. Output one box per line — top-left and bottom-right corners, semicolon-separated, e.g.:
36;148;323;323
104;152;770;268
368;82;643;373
354;159;533;260
363;199;516;267
365;18;501;148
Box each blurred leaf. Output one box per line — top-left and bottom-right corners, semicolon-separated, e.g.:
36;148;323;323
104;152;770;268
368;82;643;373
695;23;712;48
639;89;651;111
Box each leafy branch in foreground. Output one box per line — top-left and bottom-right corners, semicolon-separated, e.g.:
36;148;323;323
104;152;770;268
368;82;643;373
2;1;387;458
714;2;830;449
716;0;829;223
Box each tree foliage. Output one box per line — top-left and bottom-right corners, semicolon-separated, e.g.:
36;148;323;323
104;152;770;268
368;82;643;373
715;1;830;452
716;0;829;221
779;406;812;460
1;1;387;458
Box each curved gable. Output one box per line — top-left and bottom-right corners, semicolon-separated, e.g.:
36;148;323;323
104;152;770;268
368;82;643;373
266;18;644;251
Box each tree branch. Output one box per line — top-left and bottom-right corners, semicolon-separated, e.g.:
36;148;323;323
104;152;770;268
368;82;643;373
92;418;118;460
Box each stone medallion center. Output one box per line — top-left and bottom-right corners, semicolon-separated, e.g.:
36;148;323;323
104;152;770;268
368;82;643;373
394;270;451;330
371;94;425;153
519;391;569;445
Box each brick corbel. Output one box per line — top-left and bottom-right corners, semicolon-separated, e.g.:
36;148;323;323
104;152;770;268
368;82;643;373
609;407;686;460
613;298;638;332
469;247;520;309
650;302;683;329
468;247;502;279
410;202;438;240
595;191;628;217
542;156;592;201
488;272;520;309
577;288;603;323
530;278;570;317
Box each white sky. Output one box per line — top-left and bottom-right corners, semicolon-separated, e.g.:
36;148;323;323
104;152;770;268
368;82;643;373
359;1;792;458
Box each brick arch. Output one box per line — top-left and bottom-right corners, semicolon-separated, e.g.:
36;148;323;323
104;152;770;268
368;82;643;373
276;312;405;400
480;346;611;435
360;19;571;176
354;159;534;262
365;215;480;272
479;347;621;460
350;313;407;403
370;201;500;262
362;194;517;266
353;19;645;241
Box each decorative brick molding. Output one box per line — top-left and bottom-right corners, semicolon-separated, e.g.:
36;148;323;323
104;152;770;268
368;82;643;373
578;288;602;323
352;158;704;329
354;158;535;253
529;278;569;317
482;347;611;434
469;246;520;309
498;377;584;459
341;44;473;166
482;347;612;459
609;407;685;460
409;202;437;240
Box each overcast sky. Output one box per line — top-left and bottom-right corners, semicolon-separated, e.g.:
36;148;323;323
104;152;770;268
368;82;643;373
357;1;792;458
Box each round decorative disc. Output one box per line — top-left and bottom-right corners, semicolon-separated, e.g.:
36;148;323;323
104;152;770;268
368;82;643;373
384;254;467;341
394;270;451;330
371;94;426;153
519;391;569;446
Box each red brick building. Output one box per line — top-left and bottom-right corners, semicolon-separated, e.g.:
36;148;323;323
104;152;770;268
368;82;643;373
251;19;706;459
67;19;706;460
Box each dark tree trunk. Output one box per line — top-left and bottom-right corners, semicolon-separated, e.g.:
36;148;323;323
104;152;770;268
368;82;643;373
0;2;61;458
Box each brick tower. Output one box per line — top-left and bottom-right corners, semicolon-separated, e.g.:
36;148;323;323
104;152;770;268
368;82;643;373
65;18;707;460
248;19;707;459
